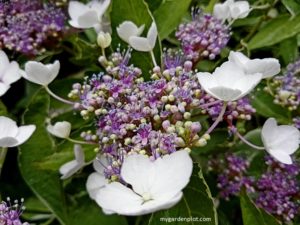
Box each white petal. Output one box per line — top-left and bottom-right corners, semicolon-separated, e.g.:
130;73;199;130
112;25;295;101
129;36;152;52
59;160;82;179
246;58;281;78
77;10;99;28
229;1;250;19
23;61;60;86
93;156;108;175
0;83;10;97
2;62;21;84
117;21;144;43
0;137;19;148
74;144;85;164
47;121;71;138
213;3;230;20
95;182;142;215
0;50;9;77
86;172;107;199
0;116;19;139
273;125;300;154
228;51;249;67
12;125;36;147
208;86;242;101
121;154;155;195
68;1;87;21
269;151;293;165
92;0;111;18
150;150;193;200
147;22;157;49
232;72;262;99
261;118;278;147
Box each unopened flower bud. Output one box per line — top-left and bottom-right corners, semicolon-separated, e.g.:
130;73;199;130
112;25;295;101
97;31;111;48
195;138;207;147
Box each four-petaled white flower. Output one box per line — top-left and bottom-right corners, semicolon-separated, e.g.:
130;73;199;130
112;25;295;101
47;121;71;139
197;61;262;101
129;22;158;52
117;21;145;44
228;51;281;78
261;118;300;165
213;0;250;21
95;150;193;216
0;116;36;148
68;0;111;29
22;61;60;86
59;144;85;179
0;50;22;96
86;156;108;200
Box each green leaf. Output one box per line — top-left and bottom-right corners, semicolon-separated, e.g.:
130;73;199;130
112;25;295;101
148;163;218;225
110;0;161;78
19;88;68;225
281;0;300;17
250;87;290;124
145;0;163;12
0;100;7;115
248;14;300;49
153;0;191;40
279;36;299;65
240;191;280;225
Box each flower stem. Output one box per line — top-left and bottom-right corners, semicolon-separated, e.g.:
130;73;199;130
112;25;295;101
101;47;106;60
0;147;8;177
45;86;74;105
205;101;227;135
235;131;265;150
199;100;222;108
150;50;158;67
67;138;97;145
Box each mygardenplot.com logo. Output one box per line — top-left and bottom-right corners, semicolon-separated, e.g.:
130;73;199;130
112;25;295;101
160;217;212;223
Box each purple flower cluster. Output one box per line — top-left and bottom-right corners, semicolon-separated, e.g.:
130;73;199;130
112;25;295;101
69;48;257;181
209;154;254;200
210;154;300;222
256;156;300;222
176;8;230;63
0;198;28;225
293;117;300;129
0;0;67;55
273;59;300;111
70;49;204;181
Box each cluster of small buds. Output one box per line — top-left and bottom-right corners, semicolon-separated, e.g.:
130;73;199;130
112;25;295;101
0;0;67;55
0;198;29;225
176;8;230;63
255;156;300;222
200;96;256;121
70;48;257;181
209;154;254;200
272;59;300;111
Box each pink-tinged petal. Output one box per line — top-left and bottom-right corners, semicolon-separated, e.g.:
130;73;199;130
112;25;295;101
0;116;19;139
